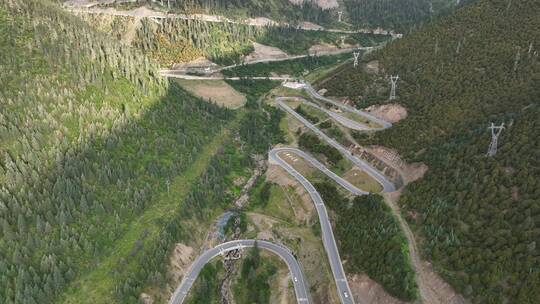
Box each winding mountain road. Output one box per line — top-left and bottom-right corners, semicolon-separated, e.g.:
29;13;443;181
303;82;392;130
165;80;398;304
269;148;364;304
271;147;367;195
64;3;401;38
160;46;381;78
277;96;396;192
169;240;310;304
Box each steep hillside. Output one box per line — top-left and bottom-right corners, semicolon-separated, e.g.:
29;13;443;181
318;0;540;302
77;12;388;67
0;0;239;303
342;0;459;31
99;0;335;25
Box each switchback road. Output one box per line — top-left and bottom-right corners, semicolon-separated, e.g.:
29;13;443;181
269;148;357;304
276;97;396;192
169;240;310;304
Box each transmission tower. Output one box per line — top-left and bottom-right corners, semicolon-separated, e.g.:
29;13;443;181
487;123;505;157
353;51;361;67
389;75;399;100
338;11;343;22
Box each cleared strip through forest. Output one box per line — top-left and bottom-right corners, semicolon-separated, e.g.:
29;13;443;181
58;117;240;304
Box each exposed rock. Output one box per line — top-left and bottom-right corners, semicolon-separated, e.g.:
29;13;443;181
289;0;339;10
171;57;218;70
139;293;154;304
364;103;408;123
243;42;288;63
348;274;407;304
364;60;380;74
168;243;195;283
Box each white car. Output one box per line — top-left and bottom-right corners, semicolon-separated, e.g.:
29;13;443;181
344;292;349;298
294;277;298;282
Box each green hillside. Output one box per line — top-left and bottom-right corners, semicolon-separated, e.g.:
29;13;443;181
318;0;540;302
342;0;458;31
0;0;240;303
102;0;335;25
78;13;389;67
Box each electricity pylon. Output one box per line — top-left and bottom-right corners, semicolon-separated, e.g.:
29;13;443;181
338;11;343;22
389;75;399;100
353;51;361;67
487;123;505;156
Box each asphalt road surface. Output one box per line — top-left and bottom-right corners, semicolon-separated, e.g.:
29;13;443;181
270;147;367;195
298;98;372;131
164;76;397;304
269;148;357;304
277;97;396;192
169;240;310;304
303;82;392;130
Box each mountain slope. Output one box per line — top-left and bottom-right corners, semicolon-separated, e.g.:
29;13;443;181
0;0;234;303
317;0;540;302
98;0;336;25
342;0;458;31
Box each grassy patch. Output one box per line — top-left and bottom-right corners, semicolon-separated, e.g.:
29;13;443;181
342;168;383;193
175;79;247;109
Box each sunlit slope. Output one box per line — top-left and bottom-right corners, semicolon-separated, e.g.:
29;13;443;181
0;0;232;303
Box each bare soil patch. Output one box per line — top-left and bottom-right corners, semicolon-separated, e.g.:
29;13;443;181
348;274;407;304
171;57;218;70
364;103;408;123
309;43;340;55
301;21;325;30
175;79;246;109
418;261;468;304
289;0;339;9
245;17;278;26
364;60;380;75
244;42;288;62
364;145;427;184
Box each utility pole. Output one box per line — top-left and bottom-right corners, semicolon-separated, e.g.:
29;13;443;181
338;11;343;22
487;123;505;157
389;75;399;100
353;51;361;67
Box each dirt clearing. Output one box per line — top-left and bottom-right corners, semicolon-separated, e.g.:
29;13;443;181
364;103;408;123
348;274;407;304
244;42;289;62
289;0;339;10
175;79;246;109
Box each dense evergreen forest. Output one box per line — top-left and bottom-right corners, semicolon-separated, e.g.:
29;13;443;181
319;0;540;302
79;12;387;67
315;182;418;301
342;0;458;32
108;0;462;32
0;0;242;303
232;245;277;304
